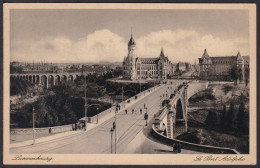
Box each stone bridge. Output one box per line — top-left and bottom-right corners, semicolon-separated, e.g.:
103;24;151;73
154;81;206;138
10;72;94;89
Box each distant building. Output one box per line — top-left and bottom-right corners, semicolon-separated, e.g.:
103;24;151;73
177;62;186;72
123;33;174;80
198;49;249;81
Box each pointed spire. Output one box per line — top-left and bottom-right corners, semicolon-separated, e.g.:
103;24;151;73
131;26;132;37
202;48;209;58
237;51;243;60
160;48;165;58
128;28;136;45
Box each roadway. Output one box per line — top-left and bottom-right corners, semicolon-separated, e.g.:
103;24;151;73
11;84;173;154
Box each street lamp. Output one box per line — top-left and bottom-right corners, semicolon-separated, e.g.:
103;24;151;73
110;128;114;154
84;76;87;131
32;106;35;145
144;107;148;126
114;103;119;154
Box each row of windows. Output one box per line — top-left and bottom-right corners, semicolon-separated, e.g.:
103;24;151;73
137;71;158;75
213;61;234;64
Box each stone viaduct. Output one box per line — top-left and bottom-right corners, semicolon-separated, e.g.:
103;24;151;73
154;81;206;138
10;72;94;89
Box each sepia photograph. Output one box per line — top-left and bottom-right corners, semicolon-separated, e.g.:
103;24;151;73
3;3;257;165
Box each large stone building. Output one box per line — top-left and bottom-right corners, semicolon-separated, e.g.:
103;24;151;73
123;34;174;80
198;49;249;81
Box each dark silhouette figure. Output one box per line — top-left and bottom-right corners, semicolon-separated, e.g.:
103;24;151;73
125;109;127;114
140;108;142;114
178;143;182;153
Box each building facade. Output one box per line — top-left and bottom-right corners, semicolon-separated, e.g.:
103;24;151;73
123;34;174;80
198;49;249;81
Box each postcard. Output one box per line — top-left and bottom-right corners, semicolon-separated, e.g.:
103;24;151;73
3;3;257;165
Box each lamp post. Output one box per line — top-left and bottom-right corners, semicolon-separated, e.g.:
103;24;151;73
114;103;119;154
144;107;148;126
110;128;114;154
86;104;101;125
32;106;35;145
96;106;100;124
84;76;87;131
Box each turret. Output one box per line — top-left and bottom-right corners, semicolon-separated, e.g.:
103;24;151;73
237;51;243;61
127;32;137;80
160;48;165;58
236;51;245;82
202;49;210;59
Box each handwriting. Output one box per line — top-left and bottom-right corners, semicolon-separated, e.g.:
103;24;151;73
12;155;53;162
193;155;245;162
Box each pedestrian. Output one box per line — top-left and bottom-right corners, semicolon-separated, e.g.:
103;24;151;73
144;103;146;108
174;143;178;153
72;124;74;131
172;143;176;152
75;123;77;131
140;108;142;114
178;143;182;153
49;128;52;134
125;109;127;114
132;109;134;114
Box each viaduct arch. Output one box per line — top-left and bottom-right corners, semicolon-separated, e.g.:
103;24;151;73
10;72;94;89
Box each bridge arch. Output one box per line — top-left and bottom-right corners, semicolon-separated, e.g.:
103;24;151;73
61;75;67;82
68;75;73;81
36;75;40;84
48;75;55;87
29;75;33;82
32;75;36;83
176;99;184;120
55;75;61;85
41;75;48;89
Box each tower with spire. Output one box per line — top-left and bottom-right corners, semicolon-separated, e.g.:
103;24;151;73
122;30;175;80
236;51;245;81
123;31;137;80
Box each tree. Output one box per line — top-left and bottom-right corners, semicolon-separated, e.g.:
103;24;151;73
237;102;246;132
205;109;218;128
245;67;250;86
220;104;227;131
230;65;238;85
227;102;235;131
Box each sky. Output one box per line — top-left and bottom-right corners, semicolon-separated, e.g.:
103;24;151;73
10;9;249;63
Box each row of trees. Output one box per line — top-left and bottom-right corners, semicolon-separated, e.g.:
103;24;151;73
13;82;111;128
205;102;249;134
230;65;250;86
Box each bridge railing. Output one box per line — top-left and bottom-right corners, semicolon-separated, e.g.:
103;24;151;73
86;84;162;123
10;124;73;135
151;124;239;154
151;81;239;154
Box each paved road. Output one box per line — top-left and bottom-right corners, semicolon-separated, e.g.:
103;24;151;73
11;84;173;154
123;117;202;154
